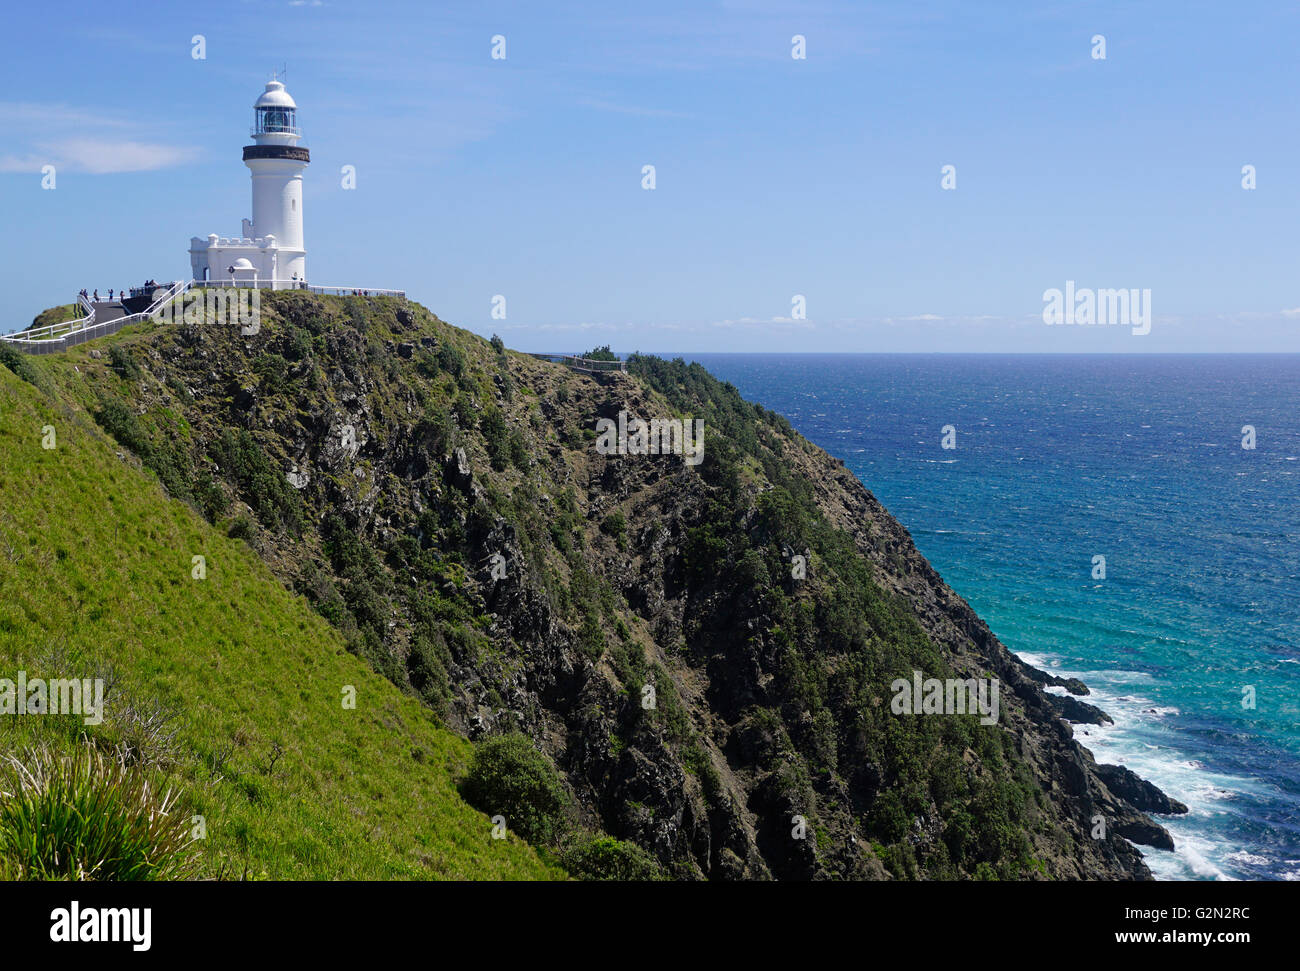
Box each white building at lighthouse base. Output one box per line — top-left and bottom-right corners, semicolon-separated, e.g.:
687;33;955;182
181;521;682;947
189;230;305;289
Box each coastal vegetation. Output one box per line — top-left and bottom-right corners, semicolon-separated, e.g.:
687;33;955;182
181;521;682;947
0;293;1175;879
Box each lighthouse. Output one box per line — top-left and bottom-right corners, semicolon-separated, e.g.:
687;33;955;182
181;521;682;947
189;78;310;289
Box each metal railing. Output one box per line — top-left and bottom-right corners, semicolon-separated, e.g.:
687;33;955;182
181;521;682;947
201;279;303;290
528;353;627;374
1;280;191;355
306;284;406;298
8;300;95;342
2;278;407;355
199;280;406;298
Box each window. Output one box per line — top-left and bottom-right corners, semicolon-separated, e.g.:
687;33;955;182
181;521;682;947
256;107;297;134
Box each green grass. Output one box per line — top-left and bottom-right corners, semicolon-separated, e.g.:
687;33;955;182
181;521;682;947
0;365;562;879
0;745;195;880
29;304;79;330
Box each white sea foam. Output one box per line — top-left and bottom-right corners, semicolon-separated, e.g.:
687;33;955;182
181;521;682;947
1225;850;1270;867
1144;833;1233;881
1012;647;1257;880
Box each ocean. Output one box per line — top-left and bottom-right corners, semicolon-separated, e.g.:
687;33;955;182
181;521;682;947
680;353;1300;881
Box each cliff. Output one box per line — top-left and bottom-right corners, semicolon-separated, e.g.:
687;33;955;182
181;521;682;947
12;290;1185;879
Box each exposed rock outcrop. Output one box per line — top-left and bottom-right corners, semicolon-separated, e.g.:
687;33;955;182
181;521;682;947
64;291;1186;880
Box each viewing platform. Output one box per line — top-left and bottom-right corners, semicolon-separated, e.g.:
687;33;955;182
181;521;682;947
528;353;627;375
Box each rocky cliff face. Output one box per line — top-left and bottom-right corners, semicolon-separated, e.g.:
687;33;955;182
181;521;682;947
59;292;1183;879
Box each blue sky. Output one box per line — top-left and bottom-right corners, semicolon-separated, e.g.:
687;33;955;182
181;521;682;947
2;0;1298;352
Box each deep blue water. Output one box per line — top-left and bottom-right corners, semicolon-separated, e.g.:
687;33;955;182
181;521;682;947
680;353;1300;881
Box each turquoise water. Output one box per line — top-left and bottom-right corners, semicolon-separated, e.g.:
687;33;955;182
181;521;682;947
683;353;1300;881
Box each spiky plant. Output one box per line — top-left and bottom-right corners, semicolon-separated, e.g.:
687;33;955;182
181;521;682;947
0;745;197;880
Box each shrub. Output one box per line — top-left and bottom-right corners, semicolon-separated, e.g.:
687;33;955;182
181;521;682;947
600;511;626;538
0;746;196;880
227;515;256;542
195;474;229;522
461;733;567;845
480;406;510;472
208;428;303;534
437;342;466;379
94;399;150;456
415;351;440;381
100;700;182;770
253;352;290;386
561;834;661;881
406;632;452;716
0;345;50;392
508;428;529;470
108;343;141;381
576;611;606;663
869;789;911;843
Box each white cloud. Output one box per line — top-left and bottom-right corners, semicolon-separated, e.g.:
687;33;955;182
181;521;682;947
0;154;47;174
710;315;814;329
0;102;199;175
0;102;132;128
39;138;199;174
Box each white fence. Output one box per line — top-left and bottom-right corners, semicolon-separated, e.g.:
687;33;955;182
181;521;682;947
528;353;627;374
1;279;407;355
0;281;191;355
200;280;406;298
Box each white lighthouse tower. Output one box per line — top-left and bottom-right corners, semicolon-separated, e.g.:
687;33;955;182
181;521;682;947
189;77;310;289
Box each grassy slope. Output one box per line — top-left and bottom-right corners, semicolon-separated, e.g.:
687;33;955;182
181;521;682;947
0;365;560;879
30;304;79;330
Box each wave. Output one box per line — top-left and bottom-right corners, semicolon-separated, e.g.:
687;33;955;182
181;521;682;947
1013;648;1263;880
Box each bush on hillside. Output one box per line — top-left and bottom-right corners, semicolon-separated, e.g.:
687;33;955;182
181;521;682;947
481;406;511;472
406;631;452;717
437;342;466;378
108;344;141;381
561;834;662;881
0;345;51;393
208;428;304;535
461;733;568;845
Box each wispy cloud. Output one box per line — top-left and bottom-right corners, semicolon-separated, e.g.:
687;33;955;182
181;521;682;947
0;101;198;174
711;315;814;329
576;97;695;119
0;102;132;128
0;138;199;174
